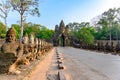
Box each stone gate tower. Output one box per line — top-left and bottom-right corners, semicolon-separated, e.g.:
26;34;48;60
52;20;70;46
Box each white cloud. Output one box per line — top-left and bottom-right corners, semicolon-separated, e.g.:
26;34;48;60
101;0;120;10
106;0;120;7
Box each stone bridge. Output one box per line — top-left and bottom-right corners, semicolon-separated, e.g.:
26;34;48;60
0;22;120;80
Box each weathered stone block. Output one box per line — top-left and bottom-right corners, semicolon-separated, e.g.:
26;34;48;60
58;71;66;80
58;60;62;63
58;63;64;69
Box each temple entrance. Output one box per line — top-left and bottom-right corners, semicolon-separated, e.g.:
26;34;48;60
52;20;70;46
59;34;65;46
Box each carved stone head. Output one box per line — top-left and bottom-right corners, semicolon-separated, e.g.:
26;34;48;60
60;20;65;33
55;25;59;33
65;25;69;34
35;38;38;45
29;34;34;44
23;33;28;44
6;27;16;43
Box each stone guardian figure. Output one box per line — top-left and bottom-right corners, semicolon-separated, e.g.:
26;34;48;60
0;27;23;74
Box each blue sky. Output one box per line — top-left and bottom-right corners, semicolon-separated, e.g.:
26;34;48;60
1;0;120;29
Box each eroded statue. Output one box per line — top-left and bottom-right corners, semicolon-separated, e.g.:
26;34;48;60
0;27;23;74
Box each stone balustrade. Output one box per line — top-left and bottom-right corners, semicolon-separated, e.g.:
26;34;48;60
0;27;53;74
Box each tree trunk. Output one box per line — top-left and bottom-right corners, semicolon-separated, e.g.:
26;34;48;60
109;23;112;47
5;17;8;32
20;14;23;43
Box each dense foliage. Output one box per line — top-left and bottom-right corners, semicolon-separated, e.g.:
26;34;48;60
68;22;96;45
67;8;120;44
11;22;54;40
0;22;6;38
0;21;54;40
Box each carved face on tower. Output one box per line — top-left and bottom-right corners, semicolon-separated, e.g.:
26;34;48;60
60;20;65;34
61;28;65;33
6;27;16;42
65;25;69;34
55;25;59;33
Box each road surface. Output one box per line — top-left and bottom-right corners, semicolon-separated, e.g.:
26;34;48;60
57;47;120;80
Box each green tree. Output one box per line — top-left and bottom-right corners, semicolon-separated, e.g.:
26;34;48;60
23;23;40;36
78;27;94;45
0;21;6;38
38;26;54;39
0;0;11;32
68;22;95;44
102;8;116;43
12;24;20;39
9;0;40;42
97;18;109;40
23;22;54;40
92;8;120;40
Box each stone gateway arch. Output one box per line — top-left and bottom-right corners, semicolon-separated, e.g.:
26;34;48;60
52;20;71;46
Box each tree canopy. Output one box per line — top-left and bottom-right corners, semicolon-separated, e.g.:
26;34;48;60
0;21;6;38
66;8;120;44
11;22;54;40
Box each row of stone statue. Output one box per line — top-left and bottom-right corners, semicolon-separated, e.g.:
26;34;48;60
0;27;53;74
73;41;120;54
